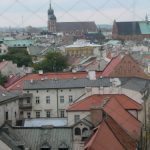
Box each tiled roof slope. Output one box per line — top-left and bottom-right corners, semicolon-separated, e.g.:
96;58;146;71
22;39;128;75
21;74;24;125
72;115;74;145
104;98;141;140
85;116;137;150
68;94;142;111
102;54;149;79
106;116;136;150
85;120;125;150
56;21;97;33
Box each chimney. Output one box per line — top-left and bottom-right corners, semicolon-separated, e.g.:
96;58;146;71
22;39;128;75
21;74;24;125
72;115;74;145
38;70;43;75
88;71;96;80
90;106;103;127
90;97;110;126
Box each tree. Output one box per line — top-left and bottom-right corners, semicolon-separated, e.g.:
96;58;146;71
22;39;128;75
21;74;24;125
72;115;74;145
0;48;32;67
33;51;68;72
0;73;7;86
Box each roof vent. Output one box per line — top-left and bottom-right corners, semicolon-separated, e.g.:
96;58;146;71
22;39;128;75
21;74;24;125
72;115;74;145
30;79;33;83
38;70;43;75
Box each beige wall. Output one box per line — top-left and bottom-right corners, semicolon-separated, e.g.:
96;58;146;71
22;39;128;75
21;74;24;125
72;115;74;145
0;99;19;126
0;140;12;150
23;88;85;118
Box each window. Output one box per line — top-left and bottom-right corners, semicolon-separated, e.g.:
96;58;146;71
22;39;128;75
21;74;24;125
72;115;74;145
60;96;64;103
36;111;40;118
74;127;81;135
36;90;39;93
27;98;30;104
69;95;73;103
60;110;65;118
46;96;50;103
46;111;51;118
27;112;31;118
27;90;29;93
36;97;40;104
5;112;8;120
82;127;88;134
15;112;17;118
74;115;80;123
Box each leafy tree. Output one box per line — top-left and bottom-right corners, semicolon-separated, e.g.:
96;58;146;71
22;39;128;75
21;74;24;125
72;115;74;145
0;73;7;86
0;48;32;67
33;51;68;72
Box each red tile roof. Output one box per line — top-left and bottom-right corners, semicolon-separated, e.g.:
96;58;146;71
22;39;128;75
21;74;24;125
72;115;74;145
106;116;136;150
101;55;121;76
85;116;137;150
104;98;141;140
7;71;102;91
68;94;142;111
0;61;9;70
85;120;125;150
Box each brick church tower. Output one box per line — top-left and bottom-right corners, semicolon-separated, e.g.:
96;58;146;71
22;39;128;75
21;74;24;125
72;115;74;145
48;2;57;33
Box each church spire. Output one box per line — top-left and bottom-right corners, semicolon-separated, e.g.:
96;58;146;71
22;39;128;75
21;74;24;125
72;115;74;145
50;0;52;10
145;13;148;22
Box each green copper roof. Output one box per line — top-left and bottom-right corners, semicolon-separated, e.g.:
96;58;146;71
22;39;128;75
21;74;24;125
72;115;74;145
4;39;35;47
139;22;150;34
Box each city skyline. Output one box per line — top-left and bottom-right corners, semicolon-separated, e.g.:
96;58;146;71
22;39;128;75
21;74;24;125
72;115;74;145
0;0;149;27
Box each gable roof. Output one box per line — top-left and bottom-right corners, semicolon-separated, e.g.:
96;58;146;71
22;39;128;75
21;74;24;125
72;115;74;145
56;21;97;33
103;98;141;140
102;54;149;79
101;55;122;76
85;116;137;150
68;94;142;111
116;21;141;35
85;120;125;150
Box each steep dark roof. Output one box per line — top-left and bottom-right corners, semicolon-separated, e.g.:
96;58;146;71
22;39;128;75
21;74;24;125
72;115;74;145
56;21;97;33
116;22;141;35
0;124;73;150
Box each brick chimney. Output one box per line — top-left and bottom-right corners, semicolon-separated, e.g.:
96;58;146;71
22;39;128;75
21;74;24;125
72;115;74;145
90;97;110;126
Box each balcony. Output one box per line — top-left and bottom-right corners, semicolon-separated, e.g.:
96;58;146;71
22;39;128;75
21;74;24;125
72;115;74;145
19;103;32;109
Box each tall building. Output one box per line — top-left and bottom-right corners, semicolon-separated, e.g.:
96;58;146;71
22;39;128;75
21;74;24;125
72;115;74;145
112;15;150;41
47;3;57;33
47;2;97;36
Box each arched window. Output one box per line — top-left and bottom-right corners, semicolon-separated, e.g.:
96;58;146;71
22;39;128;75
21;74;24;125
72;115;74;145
82;127;88;134
74;127;81;135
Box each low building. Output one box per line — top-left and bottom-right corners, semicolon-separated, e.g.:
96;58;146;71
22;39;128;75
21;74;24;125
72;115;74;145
65;40;102;57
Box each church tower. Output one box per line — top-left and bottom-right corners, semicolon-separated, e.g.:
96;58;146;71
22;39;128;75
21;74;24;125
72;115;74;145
48;1;57;33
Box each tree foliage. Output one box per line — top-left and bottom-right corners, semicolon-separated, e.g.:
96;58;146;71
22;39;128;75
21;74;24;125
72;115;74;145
33;51;68;72
0;73;7;86
0;48;32;67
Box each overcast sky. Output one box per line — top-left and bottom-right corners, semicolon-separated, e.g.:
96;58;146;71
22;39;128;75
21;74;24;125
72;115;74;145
0;0;149;27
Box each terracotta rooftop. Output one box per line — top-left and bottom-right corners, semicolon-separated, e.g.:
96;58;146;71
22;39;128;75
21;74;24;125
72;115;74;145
68;94;142;111
85;116;137;150
85;120;125;150
104;98;141;140
101;55;121;76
